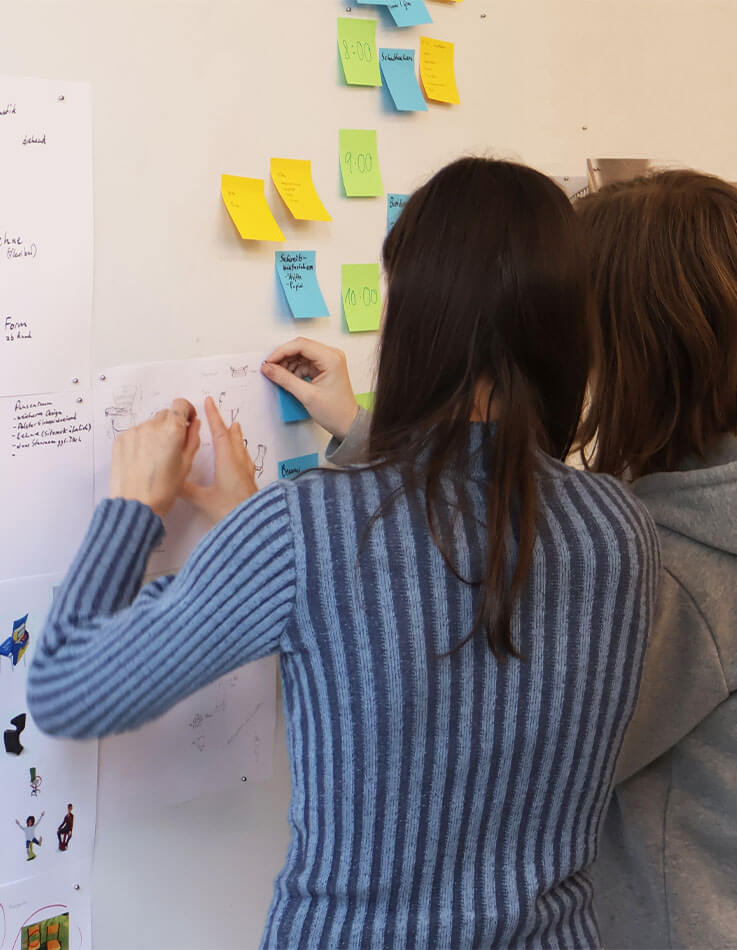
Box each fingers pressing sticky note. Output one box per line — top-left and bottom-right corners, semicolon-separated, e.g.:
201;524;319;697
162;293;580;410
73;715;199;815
278;452;319;479
275;251;329;319
419;37;460;104
221;175;284;242
338;18;382;86
379;49;427;111
342;263;382;332
270;158;331;222
339;130;383;197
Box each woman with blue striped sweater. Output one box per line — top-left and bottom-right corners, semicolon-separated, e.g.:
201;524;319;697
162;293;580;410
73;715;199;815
28;158;659;948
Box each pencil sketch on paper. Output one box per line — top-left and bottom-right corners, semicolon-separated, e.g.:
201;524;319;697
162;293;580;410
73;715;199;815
104;386;140;438
230;364;249;378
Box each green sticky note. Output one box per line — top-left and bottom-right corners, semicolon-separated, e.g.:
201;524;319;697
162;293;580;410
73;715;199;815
339;129;384;197
355;392;376;411
338;18;382;86
342;264;382;332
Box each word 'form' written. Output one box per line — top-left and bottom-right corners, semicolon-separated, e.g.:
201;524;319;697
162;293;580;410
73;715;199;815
0;75;93;397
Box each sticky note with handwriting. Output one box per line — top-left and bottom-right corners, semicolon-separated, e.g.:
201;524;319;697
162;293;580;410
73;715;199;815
275;251;329;319
387;193;410;232
270;158;331;221
419;37;460;104
278;452;319;479
339;129;383;197
277;386;310;423
338;18;382;86
342;263;382;332
387;1;432;27
221;175;284;241
379;48;427;111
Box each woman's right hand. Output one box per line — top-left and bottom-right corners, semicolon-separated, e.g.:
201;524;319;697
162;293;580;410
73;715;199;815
261;338;359;441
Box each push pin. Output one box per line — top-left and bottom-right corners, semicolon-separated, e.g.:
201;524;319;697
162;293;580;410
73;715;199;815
76;397;83;404
241;776;248;782
72;377;79;384
99;374;107;382
57;95;65;102
73;883;80;890
481;12;487;18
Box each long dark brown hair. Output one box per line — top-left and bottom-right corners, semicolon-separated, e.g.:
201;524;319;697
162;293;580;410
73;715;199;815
576;170;737;478
363;158;592;657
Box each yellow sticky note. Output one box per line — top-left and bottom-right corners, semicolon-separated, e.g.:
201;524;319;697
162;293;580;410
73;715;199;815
419;37;460;105
221;174;285;242
270;158;332;222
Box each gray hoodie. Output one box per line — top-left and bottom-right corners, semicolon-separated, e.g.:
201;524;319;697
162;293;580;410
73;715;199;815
592;435;737;949
329;414;737;948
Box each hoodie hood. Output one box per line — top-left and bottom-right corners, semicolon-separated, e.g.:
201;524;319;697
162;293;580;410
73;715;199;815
633;435;737;556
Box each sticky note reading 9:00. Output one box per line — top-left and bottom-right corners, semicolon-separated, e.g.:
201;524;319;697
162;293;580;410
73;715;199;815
339;129;383;197
342;263;382;332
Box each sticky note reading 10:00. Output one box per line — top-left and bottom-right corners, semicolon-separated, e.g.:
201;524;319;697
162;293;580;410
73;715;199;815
337;17;382;86
339;130;383;197
221;175;284;242
419;37;460;104
342;263;382;332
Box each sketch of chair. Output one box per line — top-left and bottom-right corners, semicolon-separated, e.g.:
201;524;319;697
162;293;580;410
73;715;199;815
3;712;26;755
104;386;139;438
253;444;266;479
230;364;249;378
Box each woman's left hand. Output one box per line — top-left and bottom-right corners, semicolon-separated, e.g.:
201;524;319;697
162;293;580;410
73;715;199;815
109;398;202;518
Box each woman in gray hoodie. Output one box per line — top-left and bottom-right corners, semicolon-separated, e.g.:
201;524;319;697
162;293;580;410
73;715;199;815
574;170;737;949
263;169;737;949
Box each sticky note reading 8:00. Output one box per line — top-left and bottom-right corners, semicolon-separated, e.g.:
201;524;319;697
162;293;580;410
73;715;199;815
342;263;382;332
339;129;383;197
338;18;382;86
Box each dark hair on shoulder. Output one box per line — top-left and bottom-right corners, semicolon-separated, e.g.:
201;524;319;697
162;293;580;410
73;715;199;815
364;157;592;658
576;169;737;478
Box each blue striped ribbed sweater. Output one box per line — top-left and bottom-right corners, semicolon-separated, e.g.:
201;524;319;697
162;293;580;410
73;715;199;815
28;428;659;948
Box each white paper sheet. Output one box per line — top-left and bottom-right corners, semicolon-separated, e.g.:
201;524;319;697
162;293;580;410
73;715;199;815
0;575;98;888
0;391;94;581
0;862;91;950
0;75;93;397
98;655;276;810
93;351;321;573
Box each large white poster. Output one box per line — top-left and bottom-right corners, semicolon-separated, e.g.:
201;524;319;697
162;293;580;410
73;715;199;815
0;76;93;397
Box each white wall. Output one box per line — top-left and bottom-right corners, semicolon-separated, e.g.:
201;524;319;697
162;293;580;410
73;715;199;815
3;1;737;946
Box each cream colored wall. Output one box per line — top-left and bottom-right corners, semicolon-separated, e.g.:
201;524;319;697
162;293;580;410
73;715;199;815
3;1;736;945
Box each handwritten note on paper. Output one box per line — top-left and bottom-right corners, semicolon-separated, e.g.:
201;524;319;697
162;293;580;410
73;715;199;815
270;158;331;221
387;1;432;27
0;76;93;397
379;49;427;111
0;391;94;581
387;193;410;232
419;37;460;104
221;175;285;242
275;251;329;319
338;18;382;86
278;387;310;423
342;264;382;332
278;452;319;479
339;129;384;197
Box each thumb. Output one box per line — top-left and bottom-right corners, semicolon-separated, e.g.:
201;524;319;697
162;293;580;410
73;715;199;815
262;362;314;406
180;479;210;511
182;418;202;470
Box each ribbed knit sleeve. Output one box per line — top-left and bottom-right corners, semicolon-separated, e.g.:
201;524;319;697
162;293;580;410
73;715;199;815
27;482;297;739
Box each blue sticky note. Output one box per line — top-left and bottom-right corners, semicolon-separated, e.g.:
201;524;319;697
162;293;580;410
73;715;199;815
275;251;329;319
379;49;427;111
387;193;410;232
278;452;319;479
387;1;432;27
277;387;310;423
